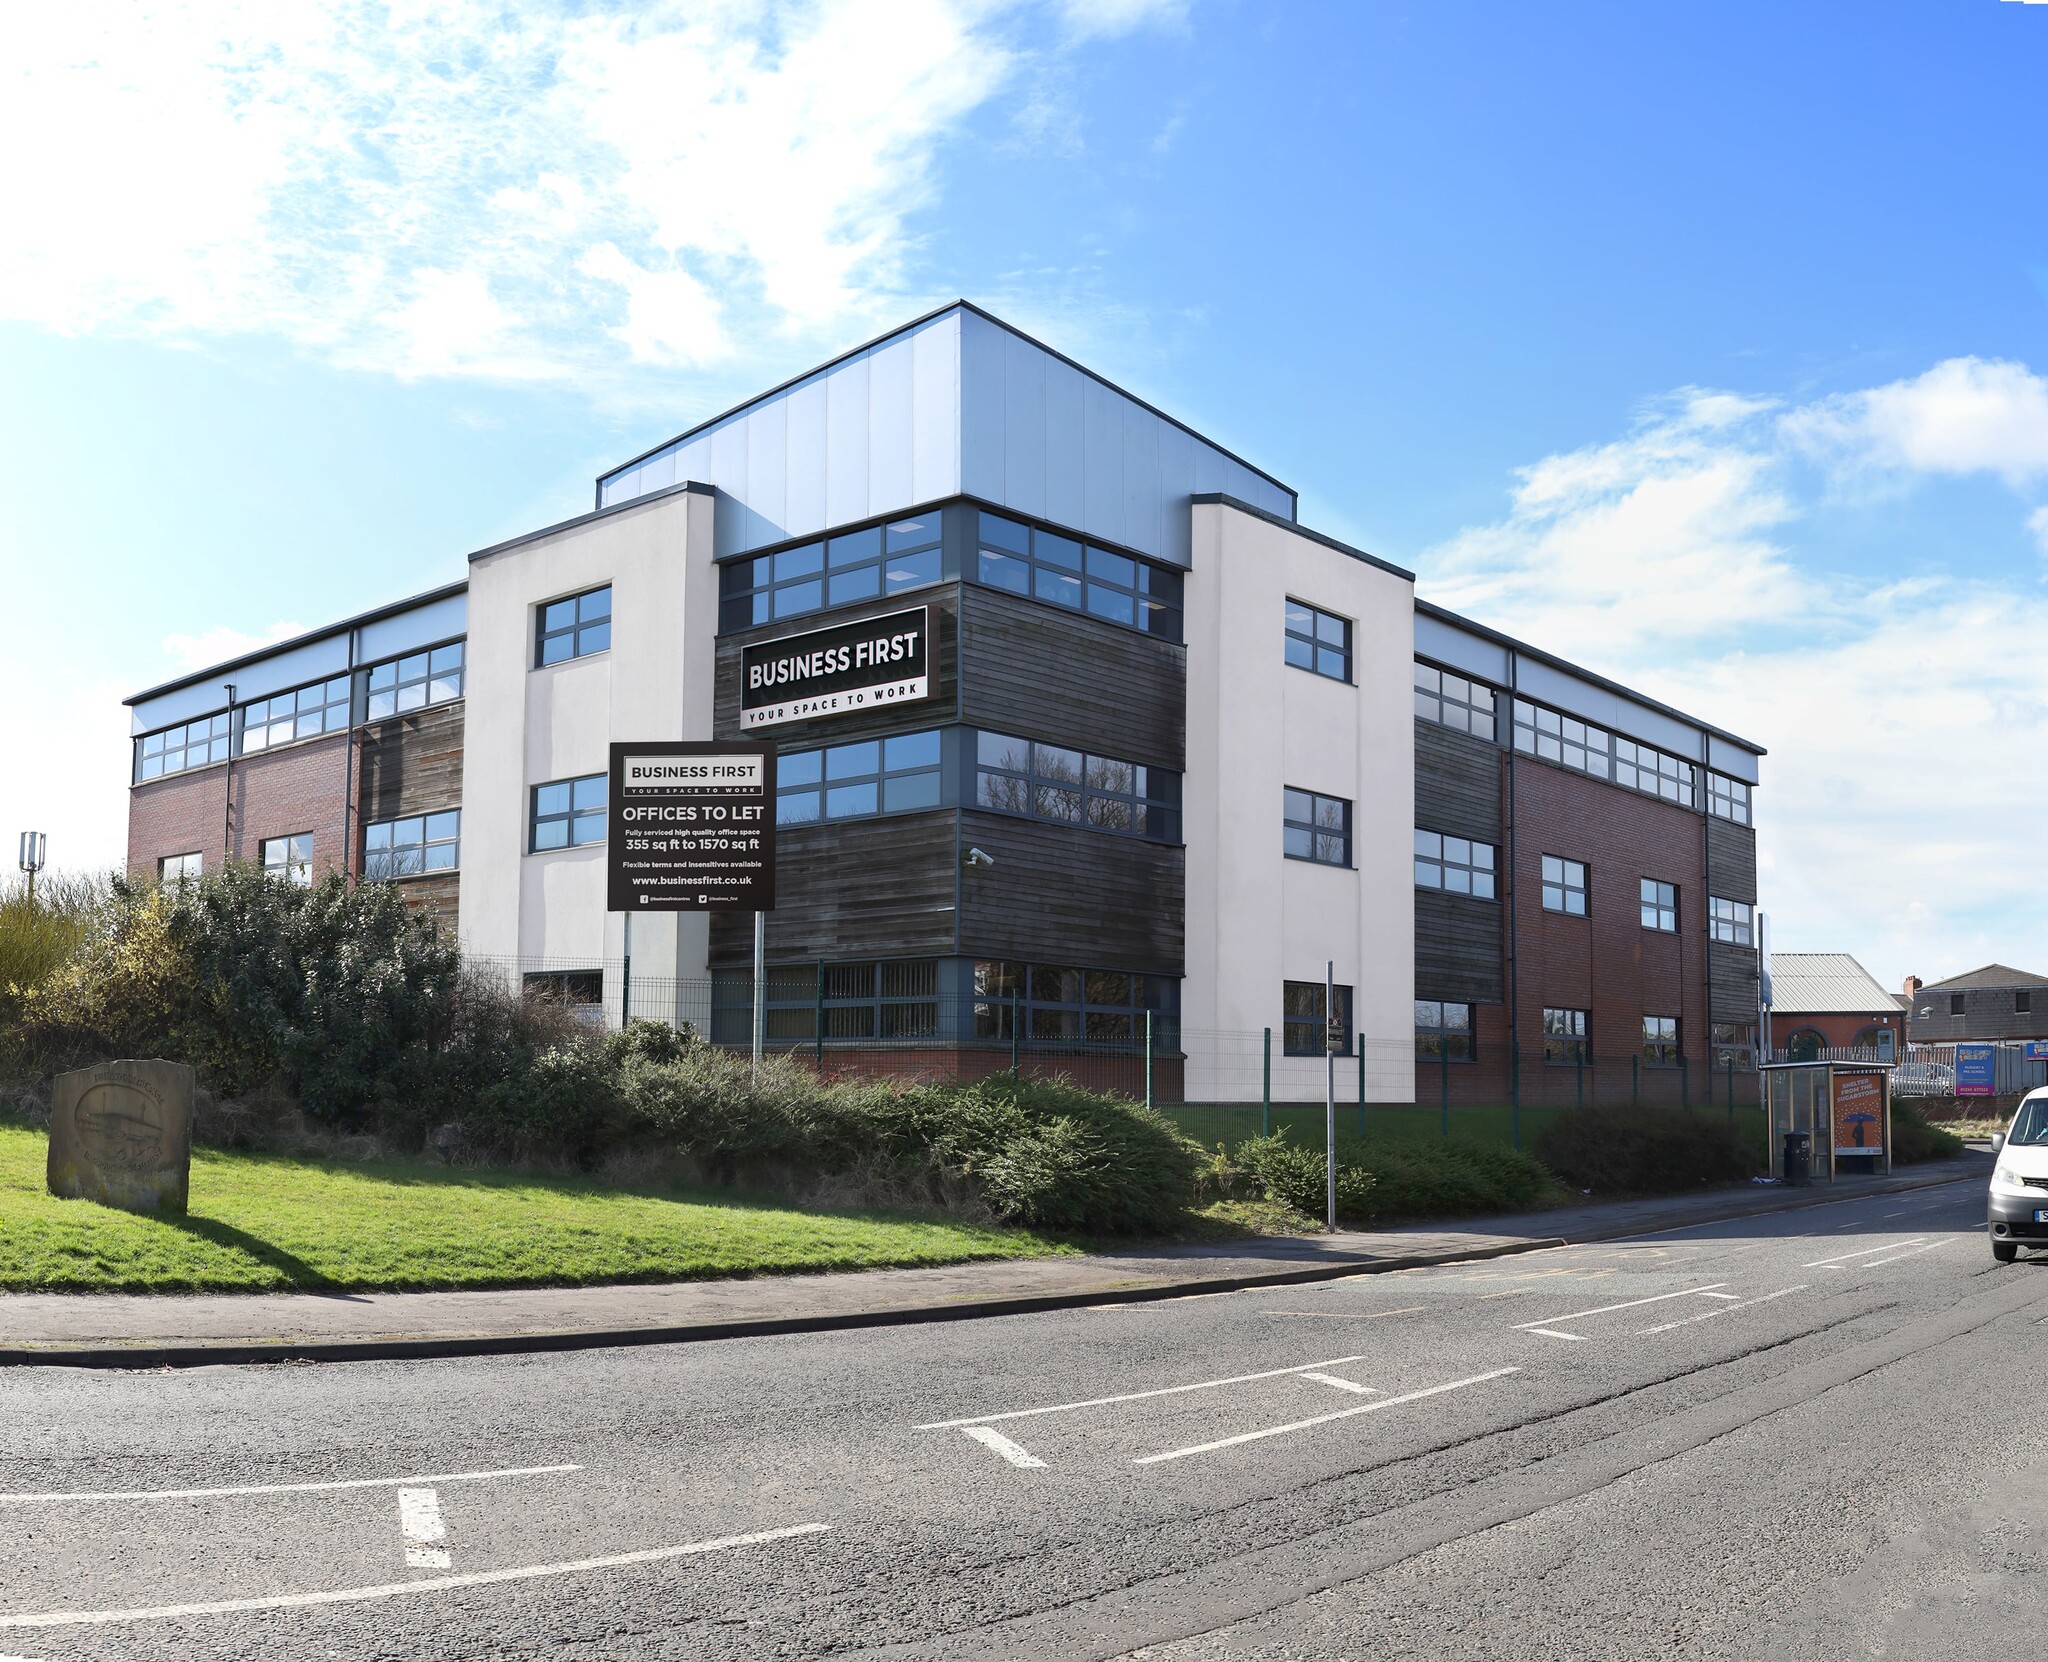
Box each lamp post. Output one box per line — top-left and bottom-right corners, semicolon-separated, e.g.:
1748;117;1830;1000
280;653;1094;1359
17;831;46;906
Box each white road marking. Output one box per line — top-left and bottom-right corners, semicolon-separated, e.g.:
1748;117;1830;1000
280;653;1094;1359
1803;1239;1926;1269
0;1523;831;1631
0;1464;580;1505
1699;1292;1743;1300
961;1427;1046;1468
1259;1307;1423;1321
916;1355;1367;1429
1638;1285;1807;1334
1856;1240;1951;1270
1526;1328;1589;1342
398;1487;450;1570
1133;1368;1520;1466
1511;1284;1727;1328
1299;1373;1381;1396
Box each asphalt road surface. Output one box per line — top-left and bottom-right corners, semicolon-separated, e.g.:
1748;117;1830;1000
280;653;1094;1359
2;1174;2042;1660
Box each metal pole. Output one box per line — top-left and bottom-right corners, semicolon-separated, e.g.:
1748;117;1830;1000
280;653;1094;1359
751;909;765;1080
1010;989;1021;1073
1440;1040;1449;1139
621;913;633;1030
1325;960;1337;1233
814;960;826;1070
1262;1026;1271;1137
1727;1057;1736;1124
1511;1039;1521;1149
1356;1041;1365;1139
221;683;237;863
1144;1011;1154;1112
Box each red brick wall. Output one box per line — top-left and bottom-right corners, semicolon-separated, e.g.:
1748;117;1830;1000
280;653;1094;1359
1509;762;1711;1067
127;734;354;880
1774;1010;1902;1051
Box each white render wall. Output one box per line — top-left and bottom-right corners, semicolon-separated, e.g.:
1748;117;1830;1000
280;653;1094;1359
1183;502;1417;1104
461;488;718;1017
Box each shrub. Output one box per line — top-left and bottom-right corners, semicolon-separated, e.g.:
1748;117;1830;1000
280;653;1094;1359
1235;1129;1556;1225
0;872;109;1030
1533;1105;1758;1196
1890;1099;1964;1164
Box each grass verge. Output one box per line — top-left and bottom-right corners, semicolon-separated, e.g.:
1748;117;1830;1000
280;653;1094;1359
0;1123;1074;1294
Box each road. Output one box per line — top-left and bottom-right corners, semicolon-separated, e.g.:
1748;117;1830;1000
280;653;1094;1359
1;1174;2042;1660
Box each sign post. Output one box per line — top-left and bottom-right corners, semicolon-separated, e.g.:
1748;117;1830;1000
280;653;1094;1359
607;742;777;1061
1324;960;1339;1233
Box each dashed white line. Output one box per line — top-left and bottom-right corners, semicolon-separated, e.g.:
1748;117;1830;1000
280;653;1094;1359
1299;1373;1381;1396
1260;1306;1423;1321
0;1523;832;1631
1511;1285;1727;1329
1638;1286;1807;1334
1525;1328;1590;1343
0;1464;581;1505
1133;1368;1520;1466
1803;1240;1926;1269
916;1355;1367;1429
398;1487;450;1570
1699;1292;1743;1300
961;1427;1046;1468
1856;1240;1951;1270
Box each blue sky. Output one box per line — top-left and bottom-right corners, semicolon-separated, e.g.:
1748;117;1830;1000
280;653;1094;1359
4;0;2045;989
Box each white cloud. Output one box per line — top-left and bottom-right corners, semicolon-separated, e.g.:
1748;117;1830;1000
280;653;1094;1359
1785;357;2048;487
2030;504;2048;559
1421;369;2048;990
1053;0;1189;42
0;0;1037;393
161;622;307;674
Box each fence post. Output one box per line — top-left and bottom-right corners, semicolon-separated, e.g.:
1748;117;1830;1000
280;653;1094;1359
1262;1026;1272;1138
814;960;825;1071
1727;1057;1736;1125
1632;1054;1639;1108
1356;1042;1365;1139
1145;1010;1154;1113
1440;1042;1450;1139
1510;1039;1521;1149
1681;1054;1690;1111
1010;989;1021;1074
1575;1049;1584;1111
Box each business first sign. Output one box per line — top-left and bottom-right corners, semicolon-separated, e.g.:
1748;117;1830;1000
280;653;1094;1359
606;743;775;912
740;606;931;730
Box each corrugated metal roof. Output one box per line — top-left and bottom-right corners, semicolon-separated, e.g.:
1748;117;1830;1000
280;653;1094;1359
1923;963;2048;991
1768;953;1899;1015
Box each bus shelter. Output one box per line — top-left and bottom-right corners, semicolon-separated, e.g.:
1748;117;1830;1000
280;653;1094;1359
1760;1061;1893;1181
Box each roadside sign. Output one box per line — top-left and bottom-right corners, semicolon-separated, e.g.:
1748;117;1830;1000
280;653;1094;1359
606;742;776;912
1325;1005;1346;1055
1830;1071;1886;1158
740;606;931;730
2025;1041;2048;1063
1955;1043;1997;1097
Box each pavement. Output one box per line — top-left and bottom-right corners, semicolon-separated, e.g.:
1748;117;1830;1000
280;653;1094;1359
0;1152;1988;1365
0;1160;2035;1660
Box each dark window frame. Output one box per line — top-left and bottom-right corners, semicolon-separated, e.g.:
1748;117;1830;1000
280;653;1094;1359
1513;698;1612;781
974;510;1184;641
1285;788;1352;867
1708;771;1752;824
1413;661;1497;739
238;676;352;755
2019;990;2034;1016
972;960;1176;1048
1283;979;1354;1057
1640;877;1677;932
1542;855;1589;916
530;774;608;852
365;638;466;722
260;832;314;886
1950;991;1966;1017
1284;598;1352;683
1543;1006;1590;1066
721;513;945;634
974;730;1181;844
364;809;460;879
1642;1014;1680;1067
535;585;613;667
1416;829;1497;898
134;711;232;781
1614;737;1698;808
776;731;944;826
1708;895;1753;946
1415;999;1475;1061
722;959;942;1045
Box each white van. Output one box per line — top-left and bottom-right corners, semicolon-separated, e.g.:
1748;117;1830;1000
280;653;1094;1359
1988;1087;2048;1262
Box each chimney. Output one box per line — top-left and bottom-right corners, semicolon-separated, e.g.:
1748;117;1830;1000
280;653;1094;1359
1903;975;1921;1002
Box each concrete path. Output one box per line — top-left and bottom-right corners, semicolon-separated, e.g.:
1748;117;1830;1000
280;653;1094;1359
0;1153;1987;1364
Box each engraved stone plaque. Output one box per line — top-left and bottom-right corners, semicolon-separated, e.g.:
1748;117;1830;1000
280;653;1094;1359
47;1059;194;1214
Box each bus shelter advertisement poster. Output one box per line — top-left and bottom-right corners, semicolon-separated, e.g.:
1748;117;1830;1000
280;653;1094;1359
1831;1072;1886;1157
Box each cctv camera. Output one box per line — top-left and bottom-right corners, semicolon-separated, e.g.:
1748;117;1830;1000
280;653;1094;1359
964;846;995;869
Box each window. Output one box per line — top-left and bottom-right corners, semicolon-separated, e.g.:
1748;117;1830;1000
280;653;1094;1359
1543;1007;1590;1065
364;811;459;879
1413;662;1497;738
1542;856;1588;916
524;970;603;1012
1283;979;1353;1056
776;731;943;825
1415;831;1497;898
724;960;942;1045
239;677;350;753
1284;599;1351;682
1415;1001;1474;1061
976;512;1183;640
1285;789;1351;867
973;961;1177;1047
2019;990;2035;1016
261;833;313;885
1513;699;1611;780
722;516;945;632
1708;896;1753;945
1711;1021;1756;1069
1708;772;1752;824
134;712;231;781
1950;991;1966;1017
530;775;607;850
158;851;202;884
535;585;612;666
975;731;1181;843
1640;878;1676;932
1643;1015;1680;1067
1614;738;1697;807
365;641;465;721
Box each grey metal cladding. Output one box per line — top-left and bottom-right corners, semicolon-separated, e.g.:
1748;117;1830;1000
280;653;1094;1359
1414;723;1503;842
1707;734;1761;784
1413;612;1510;688
1709;941;1762;1022
600;306;1294;566
1414;890;1504;1006
130;634;351;735
356;591;467;664
709;813;960;967
958;809;1184;973
1705;818;1758;905
1513;657;1703;759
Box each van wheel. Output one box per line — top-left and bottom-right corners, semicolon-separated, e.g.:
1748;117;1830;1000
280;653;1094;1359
1993;1240;2019;1263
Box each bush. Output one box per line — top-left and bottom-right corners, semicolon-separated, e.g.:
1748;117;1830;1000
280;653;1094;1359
1533;1105;1758;1196
0;872;108;1030
1890;1099;1964;1164
1233;1129;1557;1225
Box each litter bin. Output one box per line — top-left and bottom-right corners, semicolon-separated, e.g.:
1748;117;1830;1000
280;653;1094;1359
1783;1130;1812;1186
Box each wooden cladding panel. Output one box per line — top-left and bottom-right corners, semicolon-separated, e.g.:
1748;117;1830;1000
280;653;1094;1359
958;587;1185;766
1708;941;1760;1023
1415;890;1505;1005
956;810;1182;973
713;590;960;749
1414;721;1503;843
1705;817;1758;905
709;811;958;968
356;703;465;821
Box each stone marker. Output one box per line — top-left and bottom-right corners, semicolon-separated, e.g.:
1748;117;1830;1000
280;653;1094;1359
47;1059;195;1214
